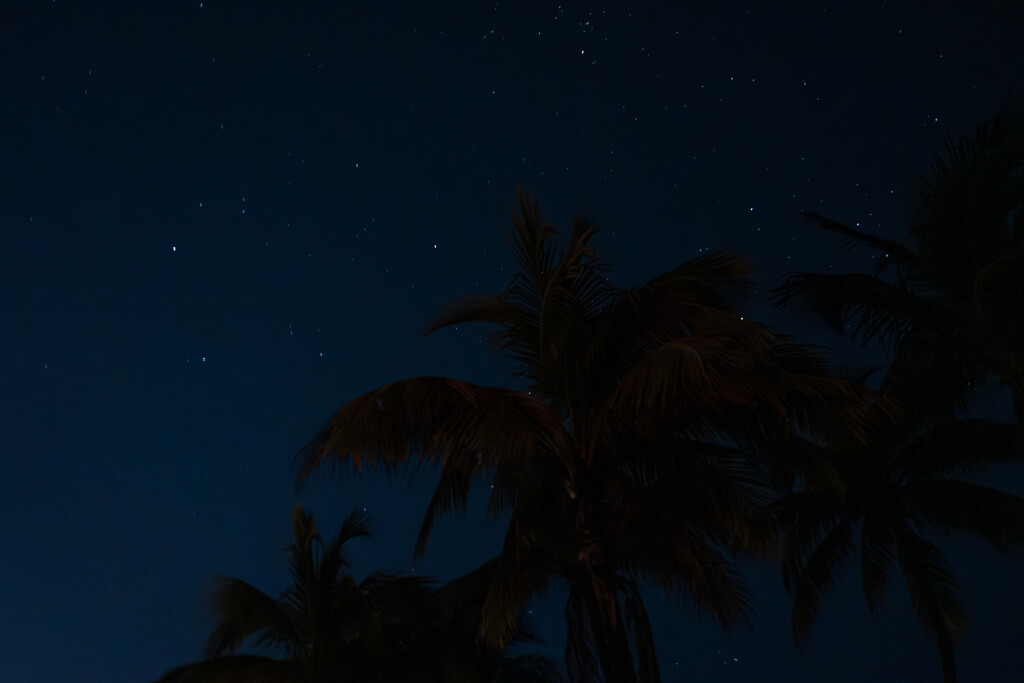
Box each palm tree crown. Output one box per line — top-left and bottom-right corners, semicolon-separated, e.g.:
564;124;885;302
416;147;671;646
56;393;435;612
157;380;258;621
205;504;440;681
299;190;889;682
155;504;566;683
773;101;1024;423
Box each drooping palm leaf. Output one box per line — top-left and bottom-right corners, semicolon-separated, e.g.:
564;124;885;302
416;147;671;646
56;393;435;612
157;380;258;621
897;419;1023;478
859;510;897;614
801;211;918;275
616;497;753;630
478;514;560;649
901;479;1024;554
771;271;927;348
638;249;758;313
315;506;371;603
788;519;856;644
206;578;300;659
298;377;571;477
894;529;967;682
779;492;846;595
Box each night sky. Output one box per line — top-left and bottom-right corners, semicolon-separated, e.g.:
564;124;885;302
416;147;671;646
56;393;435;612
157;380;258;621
2;1;1023;681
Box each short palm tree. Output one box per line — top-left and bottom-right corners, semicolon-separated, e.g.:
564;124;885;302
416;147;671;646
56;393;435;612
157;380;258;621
153;504;438;682
298;190;889;681
772;101;1024;423
153;504;564;683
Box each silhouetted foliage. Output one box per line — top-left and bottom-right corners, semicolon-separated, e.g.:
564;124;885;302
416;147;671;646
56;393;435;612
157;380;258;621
153;505;566;683
299;190;891;682
771;102;1024;682
773;99;1024;424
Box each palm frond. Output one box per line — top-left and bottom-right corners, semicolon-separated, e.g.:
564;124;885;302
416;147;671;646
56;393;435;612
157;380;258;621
206;578;299;659
912;100;1024;306
565;214;617;320
724;372;890;442
640;250;758;313
485;461;521;519
425;293;528;336
602;254;756;357
415;453;475;557
603;337;720;416
623;520;753;630
479;520;557;650
754;432;847;496
859;512;897;614
771;271;923;347
617;437;777;510
575;252;757;403
899;420;1023;478
318;507;372;594
283;505;319;620
510;188;560;288
780;493;845;593
789;520;855;644
801;212;917;274
505;197;616;400
894;529;967;681
297;377;570;479
599;312;894;453
902;479;1024;554
878;332;986;420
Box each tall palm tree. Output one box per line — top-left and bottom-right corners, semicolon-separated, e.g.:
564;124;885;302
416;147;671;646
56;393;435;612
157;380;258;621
297;190;890;681
758;415;1024;683
768;102;1024;681
772;100;1024;423
153;504;565;683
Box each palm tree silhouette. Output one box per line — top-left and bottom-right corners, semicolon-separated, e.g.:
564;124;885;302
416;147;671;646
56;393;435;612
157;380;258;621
773;100;1024;423
298;190;889;682
759;415;1024;683
153;504;565;683
770;102;1024;682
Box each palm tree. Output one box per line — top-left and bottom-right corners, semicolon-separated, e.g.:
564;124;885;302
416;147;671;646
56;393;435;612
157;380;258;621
772;100;1024;423
154;504;436;683
153;504;565;683
768;102;1024;681
759;415;1024;682
297;190;890;681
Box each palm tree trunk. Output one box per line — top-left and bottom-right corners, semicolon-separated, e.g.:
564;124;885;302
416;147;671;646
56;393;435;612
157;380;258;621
582;568;637;683
937;631;957;683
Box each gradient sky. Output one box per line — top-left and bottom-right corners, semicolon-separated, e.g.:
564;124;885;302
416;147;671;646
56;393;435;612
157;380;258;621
2;1;1023;681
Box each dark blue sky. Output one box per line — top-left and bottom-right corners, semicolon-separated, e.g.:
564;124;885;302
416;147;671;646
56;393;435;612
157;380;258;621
2;1;1022;681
